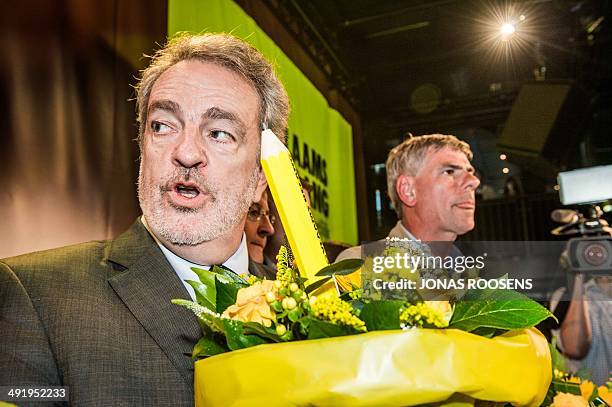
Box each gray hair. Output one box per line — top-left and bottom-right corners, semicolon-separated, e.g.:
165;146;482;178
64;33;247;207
386;134;473;217
135;32;290;145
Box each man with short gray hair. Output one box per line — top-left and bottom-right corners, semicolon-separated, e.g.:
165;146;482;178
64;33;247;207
0;33;289;405
337;134;479;261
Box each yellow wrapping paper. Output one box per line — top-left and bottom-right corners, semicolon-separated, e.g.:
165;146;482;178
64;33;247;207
195;328;551;407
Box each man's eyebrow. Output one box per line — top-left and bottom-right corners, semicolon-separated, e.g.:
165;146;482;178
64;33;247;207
148;100;183;120
201;107;247;139
441;163;475;172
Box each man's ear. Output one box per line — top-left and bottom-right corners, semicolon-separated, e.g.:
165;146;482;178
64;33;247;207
252;168;268;203
396;174;417;207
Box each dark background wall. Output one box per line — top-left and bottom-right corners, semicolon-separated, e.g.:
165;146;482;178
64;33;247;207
0;0;166;258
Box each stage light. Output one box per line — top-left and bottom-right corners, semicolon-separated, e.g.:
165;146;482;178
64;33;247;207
500;23;515;37
502;167;510;174
499;154;507;160
473;3;536;64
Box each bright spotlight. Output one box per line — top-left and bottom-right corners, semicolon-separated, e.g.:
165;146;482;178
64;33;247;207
502;167;510;174
500;23;515;36
499;154;507;160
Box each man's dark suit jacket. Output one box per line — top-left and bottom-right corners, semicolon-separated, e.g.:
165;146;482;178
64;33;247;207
0;219;216;406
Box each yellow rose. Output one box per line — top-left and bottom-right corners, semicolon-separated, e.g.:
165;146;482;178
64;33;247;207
222;280;277;327
598;386;612;406
424;300;453;324
579;380;595;400
552;392;588;407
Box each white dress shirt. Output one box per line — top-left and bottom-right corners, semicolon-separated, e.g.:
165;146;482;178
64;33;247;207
141;216;249;301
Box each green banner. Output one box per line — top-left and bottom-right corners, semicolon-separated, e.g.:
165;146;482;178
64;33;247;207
168;0;358;244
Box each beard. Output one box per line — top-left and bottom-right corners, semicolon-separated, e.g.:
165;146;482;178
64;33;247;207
138;163;260;246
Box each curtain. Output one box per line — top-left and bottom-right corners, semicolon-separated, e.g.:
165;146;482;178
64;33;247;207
0;0;166;257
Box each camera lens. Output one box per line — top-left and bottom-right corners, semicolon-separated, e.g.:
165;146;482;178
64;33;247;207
582;243;608;266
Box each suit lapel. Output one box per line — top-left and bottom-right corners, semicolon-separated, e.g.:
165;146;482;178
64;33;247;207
106;220;200;386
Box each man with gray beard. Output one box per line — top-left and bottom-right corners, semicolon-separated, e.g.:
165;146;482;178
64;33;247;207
0;33;289;406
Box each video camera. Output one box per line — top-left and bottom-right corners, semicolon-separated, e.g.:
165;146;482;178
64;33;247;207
552;165;612;275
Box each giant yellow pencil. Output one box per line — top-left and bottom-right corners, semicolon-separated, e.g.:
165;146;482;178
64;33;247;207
260;129;329;283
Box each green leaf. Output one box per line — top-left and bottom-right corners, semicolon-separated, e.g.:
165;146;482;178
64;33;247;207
271;301;283;312
470;326;499;338
215;275;242;314
187;266;247;312
449;289;554;332
218;319;269;350
315;259;363;277
191;267;215;283
305;317;361;339
186;276;216;310
243;322;282;343
172;299;216;321
590;397;610;407
551;380;581;395
171;299;226;335
210;265;248;285
196;317;213;335
350;299;365;314
304;276;332;294
359;300;403;331
550;337;569;372
288;309;301;322
294;275;308;289
191;336;228;359
173;298;269;351
171;298;202;311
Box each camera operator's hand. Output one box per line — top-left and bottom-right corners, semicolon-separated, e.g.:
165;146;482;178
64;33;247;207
560;273;592;359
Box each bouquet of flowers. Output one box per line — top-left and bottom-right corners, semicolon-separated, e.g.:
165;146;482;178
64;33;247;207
173;246;556;406
542;339;612;407
546;370;611;407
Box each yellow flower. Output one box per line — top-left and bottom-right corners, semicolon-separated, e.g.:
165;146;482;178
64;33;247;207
551;392;588;407
222;280;277;327
310;295;366;332
239;273;258;285
400;301;452;328
275;246;293;285
424;300;453;324
579;380;595;400
598;386;612;406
